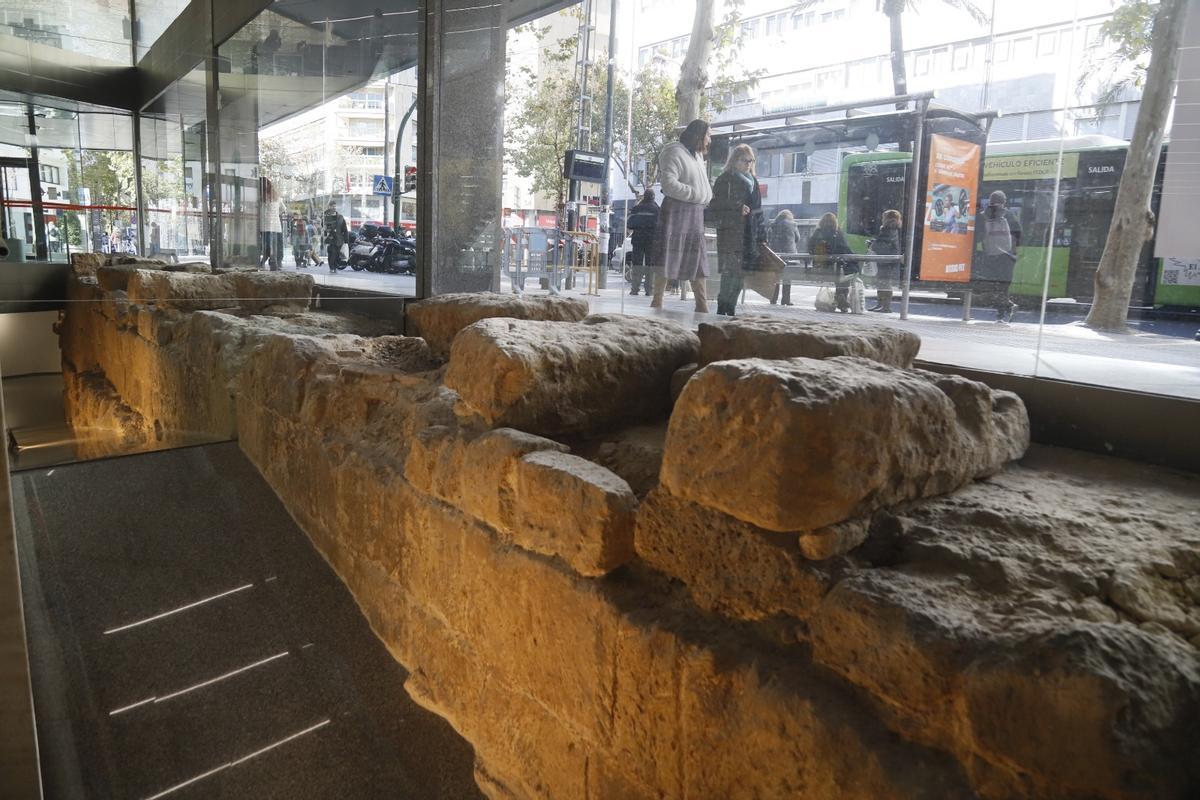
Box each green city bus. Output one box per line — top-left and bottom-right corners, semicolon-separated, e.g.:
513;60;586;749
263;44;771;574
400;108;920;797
839;137;1198;308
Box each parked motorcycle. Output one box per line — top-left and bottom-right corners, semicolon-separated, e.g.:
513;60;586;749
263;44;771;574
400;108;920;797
366;227;416;275
348;224;381;271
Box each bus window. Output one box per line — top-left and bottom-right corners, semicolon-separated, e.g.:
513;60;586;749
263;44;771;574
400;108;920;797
845;161;907;237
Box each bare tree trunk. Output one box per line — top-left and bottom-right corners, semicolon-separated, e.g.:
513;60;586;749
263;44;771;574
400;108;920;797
675;0;715;125
1085;0;1185;332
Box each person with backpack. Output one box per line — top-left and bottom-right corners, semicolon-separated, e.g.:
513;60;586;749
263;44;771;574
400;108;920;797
322;201;348;272
973;190;1023;324
625;190;659;296
868;209;902;313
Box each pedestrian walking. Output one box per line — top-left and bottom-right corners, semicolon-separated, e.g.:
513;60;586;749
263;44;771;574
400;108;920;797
808;212;855;313
768;209;802;305
650;119;714;312
259;179;284;270
973;190;1023;324
709;143;764;317
868;209;902;313
322;202;348;272
625;190;659;296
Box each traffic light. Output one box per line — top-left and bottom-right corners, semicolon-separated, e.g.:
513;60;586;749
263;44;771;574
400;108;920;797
403;165;417;193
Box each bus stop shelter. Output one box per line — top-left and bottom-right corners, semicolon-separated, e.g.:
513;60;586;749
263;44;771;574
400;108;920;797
709;92;999;319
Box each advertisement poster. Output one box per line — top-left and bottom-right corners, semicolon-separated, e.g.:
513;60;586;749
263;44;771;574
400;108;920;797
919;134;982;282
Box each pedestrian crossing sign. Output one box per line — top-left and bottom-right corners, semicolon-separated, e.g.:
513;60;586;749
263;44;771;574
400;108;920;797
372;175;394;196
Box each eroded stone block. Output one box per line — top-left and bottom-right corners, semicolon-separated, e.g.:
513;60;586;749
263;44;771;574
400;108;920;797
407;291;589;357
445;314;699;436
697;317;921;367
125;270;312;313
512;450;637;576
662;356;1029;532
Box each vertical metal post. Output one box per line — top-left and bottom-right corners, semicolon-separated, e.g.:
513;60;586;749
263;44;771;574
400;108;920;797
25;104;48;260
133;110;147;256
899;99;927;321
382;73;390;225
598;0;617;289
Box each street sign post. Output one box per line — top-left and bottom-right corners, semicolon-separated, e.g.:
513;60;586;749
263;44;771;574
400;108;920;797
372;175;394;196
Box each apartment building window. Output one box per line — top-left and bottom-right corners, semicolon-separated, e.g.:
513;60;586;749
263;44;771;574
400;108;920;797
39;164;60;184
765;14;779;36
1037;32;1057;57
1012;37;1033;61
787;153;808;174
914;51;931;76
792;11;815;29
1085;23;1105;49
347;120;384;138
952;46;970;70
817;68;842;88
741;19;760;38
994;40;1011;62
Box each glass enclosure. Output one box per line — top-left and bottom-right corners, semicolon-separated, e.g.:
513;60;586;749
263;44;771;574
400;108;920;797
0;0;1197;474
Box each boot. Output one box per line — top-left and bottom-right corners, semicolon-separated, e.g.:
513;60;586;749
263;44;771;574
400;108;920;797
691;278;709;313
650;273;667;309
870;290;893;313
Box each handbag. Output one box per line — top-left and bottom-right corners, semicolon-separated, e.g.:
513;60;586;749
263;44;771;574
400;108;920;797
815;286;836;313
757;242;786;273
340;243;350;260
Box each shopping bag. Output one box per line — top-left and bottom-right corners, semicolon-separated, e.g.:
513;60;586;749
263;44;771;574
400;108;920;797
848;277;866;314
861;261;878;277
340;243;350;260
758;242;787;272
815;286;836;313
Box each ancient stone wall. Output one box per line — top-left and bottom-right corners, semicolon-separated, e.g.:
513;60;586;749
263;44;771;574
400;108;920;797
58;281;1200;799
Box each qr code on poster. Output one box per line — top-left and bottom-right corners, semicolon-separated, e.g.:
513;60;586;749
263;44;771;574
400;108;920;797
1163;269;1179;285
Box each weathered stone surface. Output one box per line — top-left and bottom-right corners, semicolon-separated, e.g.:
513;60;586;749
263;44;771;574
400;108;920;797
60;281;1200;799
662;356;1029;532
799;516;871;561
446;314;699;435
670;362;698;403
407;291;589;357
70;252;104;277
512;450;637;576
697;316;921;367
635;486;836;623
125;270;312;313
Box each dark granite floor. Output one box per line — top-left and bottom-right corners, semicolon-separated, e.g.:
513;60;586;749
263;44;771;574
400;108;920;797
11;442;483;800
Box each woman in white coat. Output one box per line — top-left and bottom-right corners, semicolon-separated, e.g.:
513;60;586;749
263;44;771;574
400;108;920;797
650;119;713;312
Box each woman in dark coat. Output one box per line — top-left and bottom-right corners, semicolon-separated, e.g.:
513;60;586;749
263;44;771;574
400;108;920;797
709;143;764;317
868;209;902;313
808;212;854;312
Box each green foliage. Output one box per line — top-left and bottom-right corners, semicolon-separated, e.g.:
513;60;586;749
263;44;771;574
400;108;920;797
1080;0;1157;106
505;5;760;206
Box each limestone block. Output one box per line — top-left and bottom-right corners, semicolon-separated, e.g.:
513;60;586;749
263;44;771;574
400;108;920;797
405;426;568;528
363;336;438;373
670;362;698;403
125;270;312;313
511;450;637;576
635;487;835;622
70;252;104;277
229;271;313;313
407;291;589;357
810;564;1200;798
661;356;1029;532
697;316;921;367
445;314;699;435
97;265;140;292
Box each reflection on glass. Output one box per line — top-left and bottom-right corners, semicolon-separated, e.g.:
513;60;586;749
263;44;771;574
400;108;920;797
140;64;210;264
